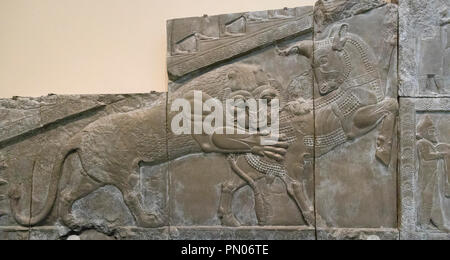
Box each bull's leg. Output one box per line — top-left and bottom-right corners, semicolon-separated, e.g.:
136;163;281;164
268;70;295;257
281;136;318;226
281;174;315;226
344;98;398;165
218;175;247;227
352;98;398;133
228;156;269;226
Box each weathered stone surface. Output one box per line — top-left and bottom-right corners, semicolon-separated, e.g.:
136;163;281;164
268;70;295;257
166;5;316;238
313;3;399;230
169;154;305;227
169;226;315;240
399;98;450;240
0;93;168;239
3;0;450;240
399;0;450;97
0;227;29;240
317;228;399;240
314;0;387;33
167;7;313;80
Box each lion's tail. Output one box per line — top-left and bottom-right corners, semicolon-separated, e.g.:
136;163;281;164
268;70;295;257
9;135;81;226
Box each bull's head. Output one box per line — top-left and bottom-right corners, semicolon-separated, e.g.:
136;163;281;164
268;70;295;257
279;24;350;96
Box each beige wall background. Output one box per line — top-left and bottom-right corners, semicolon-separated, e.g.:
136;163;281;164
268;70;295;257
0;0;316;98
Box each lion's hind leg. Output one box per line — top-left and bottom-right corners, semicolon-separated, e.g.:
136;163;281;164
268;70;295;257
119;187;165;228
116;160;166;228
58;152;102;232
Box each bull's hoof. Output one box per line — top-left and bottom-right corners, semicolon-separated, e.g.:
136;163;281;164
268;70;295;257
302;210;316;227
220;213;241;227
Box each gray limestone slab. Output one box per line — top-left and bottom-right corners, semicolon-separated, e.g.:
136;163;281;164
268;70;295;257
313;2;399;231
399;98;450;239
399;0;450;97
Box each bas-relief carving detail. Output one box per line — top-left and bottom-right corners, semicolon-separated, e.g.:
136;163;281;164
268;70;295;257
311;3;399;232
2;0;449;240
399;98;450;240
167;0;399;239
416;116;450;232
167;60;316;229
399;0;450;97
313;0;387;33
167;7;314;79
0;94;170;239
398;0;450;239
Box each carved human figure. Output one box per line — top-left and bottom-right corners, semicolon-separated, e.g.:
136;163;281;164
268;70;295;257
441;8;450;79
418;8;450;94
439;143;450;198
441;7;450;26
416;115;450;232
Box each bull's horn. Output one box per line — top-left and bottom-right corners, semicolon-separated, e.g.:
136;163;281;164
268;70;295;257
297;40;314;59
332;24;348;51
277;40;313;59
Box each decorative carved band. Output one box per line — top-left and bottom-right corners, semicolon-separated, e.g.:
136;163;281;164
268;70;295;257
167;14;313;79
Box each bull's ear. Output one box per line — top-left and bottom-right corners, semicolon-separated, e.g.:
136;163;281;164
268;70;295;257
332;24;348;51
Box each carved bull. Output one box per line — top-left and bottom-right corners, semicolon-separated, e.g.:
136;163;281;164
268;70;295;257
8;24;398;232
217;23;399;227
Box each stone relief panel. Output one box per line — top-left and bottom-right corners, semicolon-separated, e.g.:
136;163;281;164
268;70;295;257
166;5;317;239
3;0;450;240
167;7;314;80
165;0;400;240
0;94;170;240
400;98;450;240
399;0;450;97
312;2;399;238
